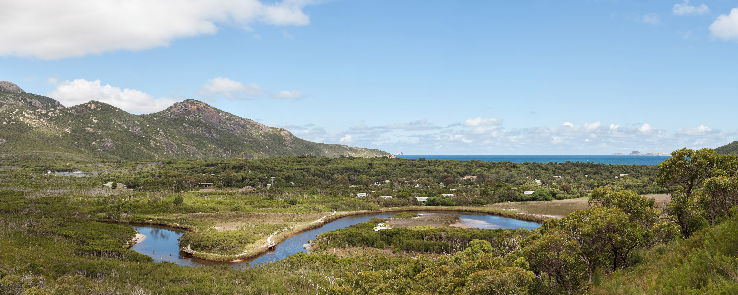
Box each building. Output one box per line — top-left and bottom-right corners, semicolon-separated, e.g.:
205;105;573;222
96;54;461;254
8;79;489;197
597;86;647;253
462;175;477;181
416;197;428;203
379;195;393;199
356;193;367;197
441;194;454;197
524;191;535;195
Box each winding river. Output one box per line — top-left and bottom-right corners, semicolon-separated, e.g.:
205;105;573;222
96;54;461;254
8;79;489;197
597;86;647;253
130;212;540;268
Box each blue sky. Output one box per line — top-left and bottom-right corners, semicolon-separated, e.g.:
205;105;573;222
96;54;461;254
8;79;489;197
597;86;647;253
2;0;738;154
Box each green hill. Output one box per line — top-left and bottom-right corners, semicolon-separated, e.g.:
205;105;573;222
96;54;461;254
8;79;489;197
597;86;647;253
0;82;390;160
716;141;738;155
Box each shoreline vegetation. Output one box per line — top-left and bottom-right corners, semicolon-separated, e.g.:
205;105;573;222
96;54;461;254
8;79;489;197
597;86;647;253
123;194;670;263
124;206;549;262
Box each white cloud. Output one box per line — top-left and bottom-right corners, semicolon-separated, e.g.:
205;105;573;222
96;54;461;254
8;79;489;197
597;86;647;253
642;13;661;25
639;123;653;133
339;134;353;143
678;124;713;136
200;77;265;99
562;122;575;128
583;122;601;132
710;8;738;41
292;118;735;155
199;77;303;100
0;0;316;59
48;79;176;114
673;1;710;16
464;117;501;127
273;90;304;99
464;117;501;134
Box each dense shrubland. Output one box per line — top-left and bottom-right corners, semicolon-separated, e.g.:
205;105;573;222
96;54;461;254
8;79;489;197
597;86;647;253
105;156;664;206
0;148;736;294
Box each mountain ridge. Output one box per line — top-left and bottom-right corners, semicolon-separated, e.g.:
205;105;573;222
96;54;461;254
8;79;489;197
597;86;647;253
0;82;390;160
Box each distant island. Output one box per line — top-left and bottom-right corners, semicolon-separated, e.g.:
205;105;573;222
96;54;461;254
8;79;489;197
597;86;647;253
613;151;670;156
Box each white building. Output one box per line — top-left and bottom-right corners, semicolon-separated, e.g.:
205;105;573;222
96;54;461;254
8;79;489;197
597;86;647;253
356;193;367;197
441;194;454;197
416;197;429;203
379;195;393;199
523;191;535;195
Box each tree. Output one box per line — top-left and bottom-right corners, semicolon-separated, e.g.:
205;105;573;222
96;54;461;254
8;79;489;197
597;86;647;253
657;148;720;198
657;148;720;237
440;174;456;186
589;187;678;247
698;176;738;225
523;231;588;294
552;207;642;275
589;187;657;226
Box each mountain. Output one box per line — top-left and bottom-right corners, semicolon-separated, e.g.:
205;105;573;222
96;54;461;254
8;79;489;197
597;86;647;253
716;141;738;155
0;82;390;160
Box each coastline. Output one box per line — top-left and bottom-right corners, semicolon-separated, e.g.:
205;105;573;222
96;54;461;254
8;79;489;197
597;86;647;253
120;206;550;263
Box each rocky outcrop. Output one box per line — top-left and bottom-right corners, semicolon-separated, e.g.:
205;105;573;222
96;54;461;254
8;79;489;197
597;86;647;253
0;81;24;93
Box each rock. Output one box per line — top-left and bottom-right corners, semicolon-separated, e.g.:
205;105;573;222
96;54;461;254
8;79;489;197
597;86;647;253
0;81;24;93
0;138;5;145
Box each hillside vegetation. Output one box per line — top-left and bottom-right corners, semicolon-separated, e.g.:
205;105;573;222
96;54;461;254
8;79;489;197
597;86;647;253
716;141;738;155
0;83;389;160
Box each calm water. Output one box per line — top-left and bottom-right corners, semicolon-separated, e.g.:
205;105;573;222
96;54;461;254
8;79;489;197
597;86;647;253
131;212;540;268
397;155;669;165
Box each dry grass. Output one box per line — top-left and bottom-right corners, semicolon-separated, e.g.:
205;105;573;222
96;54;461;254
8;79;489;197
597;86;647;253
488;194;671;219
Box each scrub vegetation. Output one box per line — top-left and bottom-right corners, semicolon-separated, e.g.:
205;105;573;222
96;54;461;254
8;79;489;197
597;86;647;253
0;148;736;294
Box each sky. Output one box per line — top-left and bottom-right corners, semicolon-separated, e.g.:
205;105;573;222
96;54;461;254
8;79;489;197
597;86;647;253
1;0;738;155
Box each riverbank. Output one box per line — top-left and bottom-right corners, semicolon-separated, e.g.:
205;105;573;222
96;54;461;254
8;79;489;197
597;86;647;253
123;206;548;263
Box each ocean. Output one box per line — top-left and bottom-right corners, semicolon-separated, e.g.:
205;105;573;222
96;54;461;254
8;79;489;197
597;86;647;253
396;155;669;165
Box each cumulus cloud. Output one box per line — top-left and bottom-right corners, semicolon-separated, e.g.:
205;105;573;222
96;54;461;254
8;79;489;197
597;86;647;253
0;0;317;59
678;124;714;136
673;1;710;16
710;8;738;41
638;123;653;133
48;79;177;114
199;77;303;100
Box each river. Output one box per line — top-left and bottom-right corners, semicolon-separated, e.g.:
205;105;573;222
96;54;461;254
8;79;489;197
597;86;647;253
130;212;540;268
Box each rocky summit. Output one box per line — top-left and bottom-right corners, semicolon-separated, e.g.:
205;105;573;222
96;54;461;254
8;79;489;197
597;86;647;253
0;81;24;93
0;84;390;160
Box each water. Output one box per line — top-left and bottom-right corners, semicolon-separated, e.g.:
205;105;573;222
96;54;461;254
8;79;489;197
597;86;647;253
397;155;669;165
130;226;202;266
131;212;540;268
